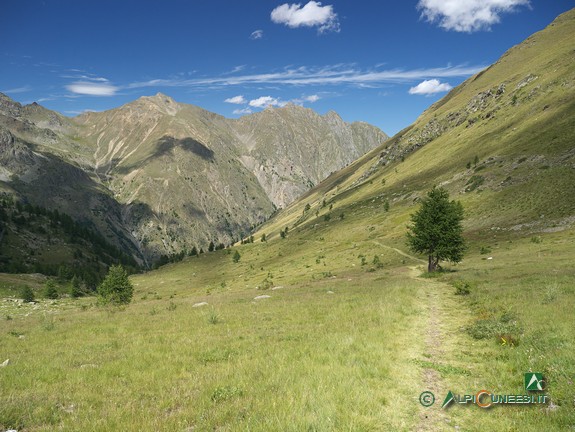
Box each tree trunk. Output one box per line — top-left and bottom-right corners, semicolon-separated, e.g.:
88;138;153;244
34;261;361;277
428;255;440;272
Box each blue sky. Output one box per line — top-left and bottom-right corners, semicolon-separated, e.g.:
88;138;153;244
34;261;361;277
2;0;573;135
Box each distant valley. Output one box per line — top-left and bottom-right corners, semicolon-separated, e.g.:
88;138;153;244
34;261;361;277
0;94;387;270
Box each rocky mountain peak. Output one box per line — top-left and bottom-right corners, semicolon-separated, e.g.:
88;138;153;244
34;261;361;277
0;92;23;117
136;92;180;116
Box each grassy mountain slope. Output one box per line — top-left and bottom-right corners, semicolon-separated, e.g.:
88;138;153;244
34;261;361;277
258;7;575;241
1;9;574;432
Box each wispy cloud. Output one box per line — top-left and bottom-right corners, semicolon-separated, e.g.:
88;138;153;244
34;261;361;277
417;0;531;33
250;29;264;40
233;107;253;115
61;74;110;82
271;1;340;33
66;81;118;96
409;79;452;95
126;64;484;90
1;85;32;94
63;109;98;116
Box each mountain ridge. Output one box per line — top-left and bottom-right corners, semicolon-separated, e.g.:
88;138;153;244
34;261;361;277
0;92;387;266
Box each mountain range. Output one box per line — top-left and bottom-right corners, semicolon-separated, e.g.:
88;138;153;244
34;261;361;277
0;93;387;268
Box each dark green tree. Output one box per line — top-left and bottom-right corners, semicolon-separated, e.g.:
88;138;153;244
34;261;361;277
20;285;35;303
232;250;241;263
97;265;133;305
43;280;59;299
208;241;215;252
406;187;466;272
70;275;83;298
260;233;267;242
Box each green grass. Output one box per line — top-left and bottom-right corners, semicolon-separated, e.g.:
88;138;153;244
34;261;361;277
2;207;573;430
1;263;427;430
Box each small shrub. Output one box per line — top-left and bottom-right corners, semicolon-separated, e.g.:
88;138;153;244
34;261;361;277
167;302;177;311
42;315;55;331
530;236;542;244
465;175;485;192
452;280;471;295
208;310;220;325
467;313;521;346
372;255;384;269
259;276;274;290
20;285;35;303
232;250;241;263
542;281;559;304
479;246;491;255
211;386;243;403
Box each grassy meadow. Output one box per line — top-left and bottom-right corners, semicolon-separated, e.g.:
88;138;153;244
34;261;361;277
1;195;574;430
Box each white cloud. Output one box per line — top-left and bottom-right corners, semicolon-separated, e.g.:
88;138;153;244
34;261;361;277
250;29;264;39
271;1;340;33
408;79;453;95
417;0;530;32
304;94;320;102
233;108;253;115
224;95;247;104
249;96;287;108
66;81;118;96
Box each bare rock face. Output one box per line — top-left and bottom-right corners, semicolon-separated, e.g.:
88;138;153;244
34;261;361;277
231;104;388;207
0;92;387;263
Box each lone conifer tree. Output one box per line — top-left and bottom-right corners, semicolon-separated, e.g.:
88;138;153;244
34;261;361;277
406;187;466;272
97;265;133;305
